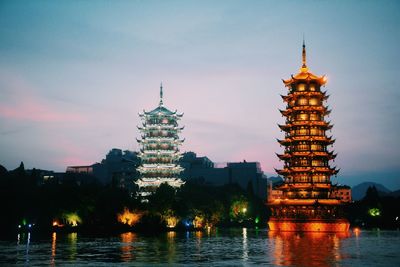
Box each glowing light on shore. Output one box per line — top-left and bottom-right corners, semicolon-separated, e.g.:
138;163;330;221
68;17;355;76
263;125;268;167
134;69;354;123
166;216;178;228
64;212;82;227
368;208;381;217
193;215;205;229
117;208;142;226
52;220;64;227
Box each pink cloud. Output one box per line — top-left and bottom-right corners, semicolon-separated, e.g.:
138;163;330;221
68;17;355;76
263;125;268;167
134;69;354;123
0;103;85;123
50;139;100;169
0;72;86;123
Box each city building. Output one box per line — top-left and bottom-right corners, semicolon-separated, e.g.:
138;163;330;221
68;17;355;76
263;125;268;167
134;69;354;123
135;84;185;197
66;148;139;189
181;152;268;199
267;41;350;232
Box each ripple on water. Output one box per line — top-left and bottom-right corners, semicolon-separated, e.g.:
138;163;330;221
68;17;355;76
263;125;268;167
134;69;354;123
0;229;399;266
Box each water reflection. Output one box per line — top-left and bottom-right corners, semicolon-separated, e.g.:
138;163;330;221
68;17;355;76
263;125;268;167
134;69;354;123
268;231;349;267
50;232;56;266
120;232;136;262
15;232;31;264
68;232;77;261
167;231;176;263
25;232;31;264
242;228;248;261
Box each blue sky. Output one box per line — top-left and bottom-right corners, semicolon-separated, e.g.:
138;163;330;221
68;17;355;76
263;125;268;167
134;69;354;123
0;0;399;189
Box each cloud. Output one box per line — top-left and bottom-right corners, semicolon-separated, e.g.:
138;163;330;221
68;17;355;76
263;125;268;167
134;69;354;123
0;72;87;123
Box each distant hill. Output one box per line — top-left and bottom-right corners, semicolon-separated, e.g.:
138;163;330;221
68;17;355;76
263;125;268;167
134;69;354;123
0;164;7;177
352;182;392;201
388;189;400;198
267;176;284;186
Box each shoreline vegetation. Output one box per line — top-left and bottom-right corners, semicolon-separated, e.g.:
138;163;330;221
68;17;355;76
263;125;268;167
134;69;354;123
1;163;399;236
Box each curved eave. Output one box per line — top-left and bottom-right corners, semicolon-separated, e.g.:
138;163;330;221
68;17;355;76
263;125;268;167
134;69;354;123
278;124;290;131
283;71;327;87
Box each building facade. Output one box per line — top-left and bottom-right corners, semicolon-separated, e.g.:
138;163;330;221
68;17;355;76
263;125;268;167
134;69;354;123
135;85;185;197
267;42;350;232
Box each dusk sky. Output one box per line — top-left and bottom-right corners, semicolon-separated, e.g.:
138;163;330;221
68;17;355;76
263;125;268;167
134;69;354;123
0;1;399;189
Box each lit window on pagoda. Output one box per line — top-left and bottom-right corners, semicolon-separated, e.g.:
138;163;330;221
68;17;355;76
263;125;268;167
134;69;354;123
297;84;306;91
309;98;319;106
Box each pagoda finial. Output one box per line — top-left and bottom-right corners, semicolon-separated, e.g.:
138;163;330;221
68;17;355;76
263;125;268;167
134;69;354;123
159;82;163;106
301;36;308;71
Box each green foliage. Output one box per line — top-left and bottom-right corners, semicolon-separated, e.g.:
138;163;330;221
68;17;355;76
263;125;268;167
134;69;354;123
0;168;268;232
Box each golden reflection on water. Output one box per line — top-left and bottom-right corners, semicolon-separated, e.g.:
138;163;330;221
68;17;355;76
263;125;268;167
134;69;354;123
167;231;176;263
68;232;77;261
268;231;350;267
120;232;136;262
50;232;56;266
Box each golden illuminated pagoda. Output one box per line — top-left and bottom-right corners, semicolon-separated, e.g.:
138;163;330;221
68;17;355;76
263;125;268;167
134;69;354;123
267;41;350;232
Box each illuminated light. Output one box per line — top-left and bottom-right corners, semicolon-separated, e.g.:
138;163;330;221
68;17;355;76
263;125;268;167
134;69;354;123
368;208;381;217
193;215;205;229
165;216;178;228
18;225;21;229
28;224;32;228
230;199;249;220
353;227;360;237
117;208;142;226
255;217;260;224
268;219;350;232
64;212;82;227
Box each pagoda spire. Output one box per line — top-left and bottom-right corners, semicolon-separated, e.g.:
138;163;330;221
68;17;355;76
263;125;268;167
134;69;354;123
301;37;308;71
159;82;164;106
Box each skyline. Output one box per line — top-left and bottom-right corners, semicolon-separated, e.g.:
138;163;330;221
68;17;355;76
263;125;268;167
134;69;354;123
0;1;399;189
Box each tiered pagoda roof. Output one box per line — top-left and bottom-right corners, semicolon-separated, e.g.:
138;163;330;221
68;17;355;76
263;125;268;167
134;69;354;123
273;40;339;198
135;84;185;196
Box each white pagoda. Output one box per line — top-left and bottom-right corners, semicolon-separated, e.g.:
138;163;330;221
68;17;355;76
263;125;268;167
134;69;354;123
135;84;185;197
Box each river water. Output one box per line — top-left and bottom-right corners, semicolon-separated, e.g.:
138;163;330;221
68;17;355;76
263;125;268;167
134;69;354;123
1;228;399;266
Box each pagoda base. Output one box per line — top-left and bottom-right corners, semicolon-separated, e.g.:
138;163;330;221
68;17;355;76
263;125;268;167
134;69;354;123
268;218;349;232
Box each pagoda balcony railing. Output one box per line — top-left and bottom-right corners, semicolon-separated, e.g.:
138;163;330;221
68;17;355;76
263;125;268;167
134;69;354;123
138;139;183;145
142;136;177;141
143;133;178;138
138;168;183;174
140;163;179;168
287;132;326;138
138;154;182;161
289;120;330;126
139;171;183;176
285;148;328;153
144;123;178;128
285;118;327;124
141;160;176;164
144;146;176;151
141;125;182;131
280;166;334;172
290;136;332;141
139;172;183;178
283;151;331;157
290;91;326;97
292;105;326;110
142;149;178;154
